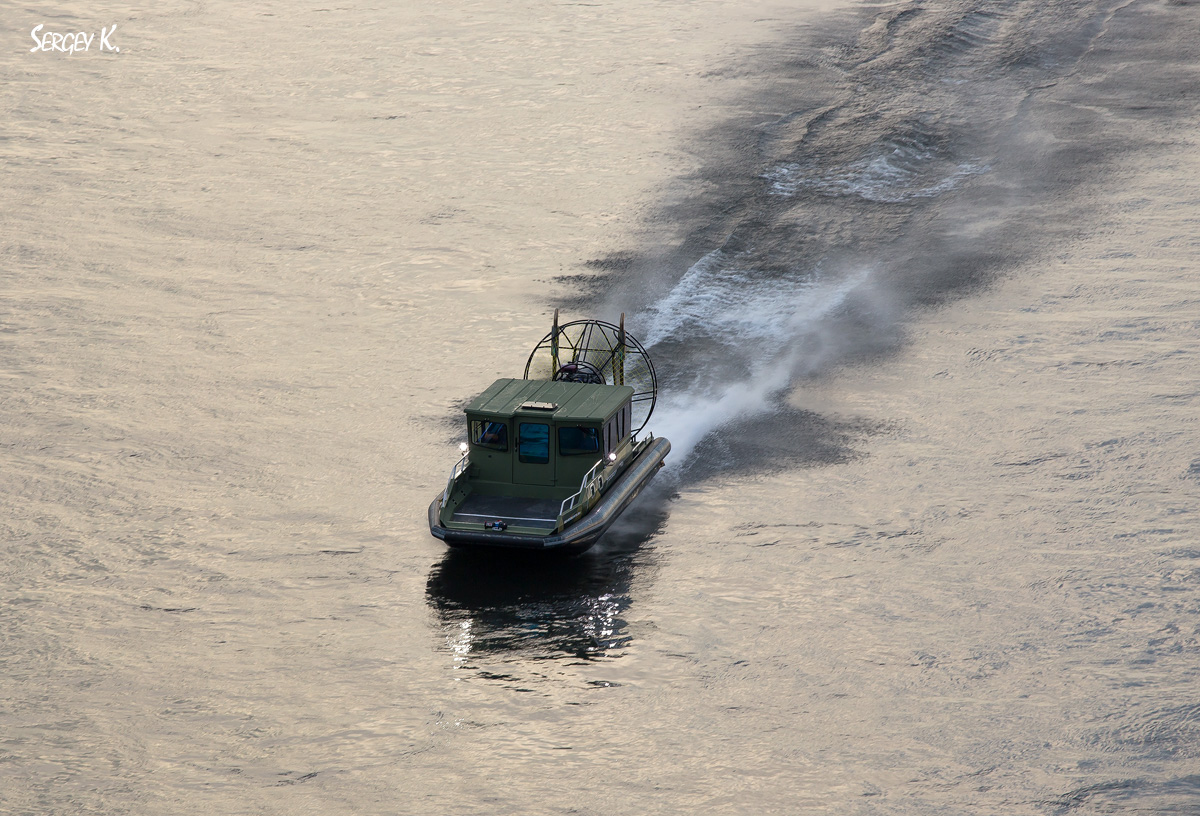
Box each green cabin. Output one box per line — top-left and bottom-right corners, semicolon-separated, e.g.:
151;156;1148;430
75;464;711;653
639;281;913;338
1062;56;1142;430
464;378;635;496
438;378;637;534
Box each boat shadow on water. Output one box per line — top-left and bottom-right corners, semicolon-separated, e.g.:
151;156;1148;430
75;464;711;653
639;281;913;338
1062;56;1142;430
425;502;669;664
669;403;884;485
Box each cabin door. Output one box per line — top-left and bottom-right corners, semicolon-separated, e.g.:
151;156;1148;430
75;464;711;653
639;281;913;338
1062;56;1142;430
513;421;556;486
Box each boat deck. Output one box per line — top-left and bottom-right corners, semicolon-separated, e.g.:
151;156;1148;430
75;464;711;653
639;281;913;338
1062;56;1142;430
451;493;560;531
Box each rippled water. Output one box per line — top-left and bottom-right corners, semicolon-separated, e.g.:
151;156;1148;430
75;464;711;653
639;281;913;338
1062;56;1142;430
4;0;1200;814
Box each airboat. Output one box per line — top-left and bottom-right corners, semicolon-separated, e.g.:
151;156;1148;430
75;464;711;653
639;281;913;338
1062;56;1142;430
428;312;671;554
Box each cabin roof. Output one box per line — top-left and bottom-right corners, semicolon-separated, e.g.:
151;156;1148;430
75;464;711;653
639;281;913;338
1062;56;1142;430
466;378;633;423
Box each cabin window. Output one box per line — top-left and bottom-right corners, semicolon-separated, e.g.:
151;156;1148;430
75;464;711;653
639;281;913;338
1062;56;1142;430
518;423;550;464
559;426;600;456
470;420;508;451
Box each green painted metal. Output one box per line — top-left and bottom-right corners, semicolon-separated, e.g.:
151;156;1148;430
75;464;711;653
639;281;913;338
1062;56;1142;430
466;379;633;424
451;378;636;518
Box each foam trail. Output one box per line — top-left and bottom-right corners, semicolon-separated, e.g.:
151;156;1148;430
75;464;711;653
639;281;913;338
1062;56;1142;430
639;264;876;468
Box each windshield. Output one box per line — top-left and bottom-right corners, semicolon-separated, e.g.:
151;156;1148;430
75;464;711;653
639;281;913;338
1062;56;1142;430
470;420;508;451
559;426;600;455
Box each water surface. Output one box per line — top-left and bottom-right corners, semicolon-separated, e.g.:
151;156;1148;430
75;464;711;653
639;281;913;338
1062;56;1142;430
4;1;1200;814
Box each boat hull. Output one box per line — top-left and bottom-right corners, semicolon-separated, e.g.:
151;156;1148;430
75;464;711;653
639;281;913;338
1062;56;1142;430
429;436;670;553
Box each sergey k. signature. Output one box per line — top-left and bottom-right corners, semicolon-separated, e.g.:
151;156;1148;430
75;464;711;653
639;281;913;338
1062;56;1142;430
30;24;120;55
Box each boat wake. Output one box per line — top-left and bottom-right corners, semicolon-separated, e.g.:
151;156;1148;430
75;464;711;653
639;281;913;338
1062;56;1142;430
635;262;885;467
592;0;1150;480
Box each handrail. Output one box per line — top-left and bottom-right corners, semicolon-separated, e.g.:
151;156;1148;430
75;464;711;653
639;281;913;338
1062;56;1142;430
557;458;608;530
555;435;656;529
442;453;469;504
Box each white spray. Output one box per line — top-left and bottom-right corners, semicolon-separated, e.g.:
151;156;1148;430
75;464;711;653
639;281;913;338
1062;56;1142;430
631;253;886;468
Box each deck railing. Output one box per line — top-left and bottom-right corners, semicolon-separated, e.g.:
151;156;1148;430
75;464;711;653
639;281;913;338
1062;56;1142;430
557;458;611;531
442;453;469;505
555;436;655;532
